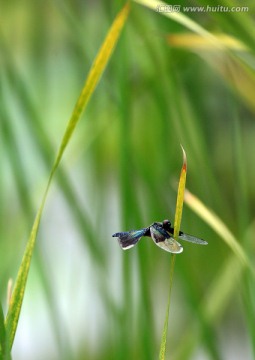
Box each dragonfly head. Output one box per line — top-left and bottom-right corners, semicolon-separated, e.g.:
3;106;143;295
162;219;171;230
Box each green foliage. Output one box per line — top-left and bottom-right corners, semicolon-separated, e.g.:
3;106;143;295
1;1;130;354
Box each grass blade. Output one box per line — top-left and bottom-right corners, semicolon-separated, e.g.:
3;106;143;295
184;189;255;275
133;0;255;114
0;304;6;359
159;146;187;360
167;32;247;51
173;146;187;238
133;0;227;50
53;2;130;168
5;2;130;349
158;255;176;360
173;221;255;359
167;32;255;114
0;304;11;360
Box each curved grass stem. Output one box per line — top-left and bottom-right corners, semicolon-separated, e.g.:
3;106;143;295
158;146;187;359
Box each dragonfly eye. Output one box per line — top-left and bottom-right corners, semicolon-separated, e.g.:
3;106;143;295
163;220;171;228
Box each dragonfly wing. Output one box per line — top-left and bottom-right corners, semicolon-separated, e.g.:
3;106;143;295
178;232;208;245
112;228;148;250
155;237;183;254
150;225;183;254
150;223;169;243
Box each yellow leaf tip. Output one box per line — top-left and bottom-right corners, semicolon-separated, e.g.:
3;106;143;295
180;144;187;171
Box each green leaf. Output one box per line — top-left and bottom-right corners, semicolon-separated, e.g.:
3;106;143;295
0;303;6;359
133;0;227;50
173;146;187;238
184;189;255;276
0;303;11;360
158;254;176;360
159;146;187;360
5;2;130;349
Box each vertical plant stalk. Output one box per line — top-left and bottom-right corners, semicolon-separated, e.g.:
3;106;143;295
0;304;6;358
159;146;187;360
173;146;187;238
158;254;176;360
4;2;130;350
0;303;11;360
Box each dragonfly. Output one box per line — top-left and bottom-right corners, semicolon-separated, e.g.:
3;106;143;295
112;220;207;254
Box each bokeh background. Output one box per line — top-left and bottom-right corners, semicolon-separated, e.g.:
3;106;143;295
1;0;255;359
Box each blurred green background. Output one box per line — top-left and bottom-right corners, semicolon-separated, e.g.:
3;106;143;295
1;0;255;359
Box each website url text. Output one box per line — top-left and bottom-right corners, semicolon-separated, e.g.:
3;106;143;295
156;5;249;13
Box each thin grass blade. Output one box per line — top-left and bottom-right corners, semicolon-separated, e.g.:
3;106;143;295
173;146;187;238
173;220;255;359
166;32;255;114
167;33;247;51
133;0;227;50
5;2;130;349
159;146;187;360
53;2;130;168
0;304;11;360
134;0;255;114
158;255;176;360
184;189;255;275
0;304;6;359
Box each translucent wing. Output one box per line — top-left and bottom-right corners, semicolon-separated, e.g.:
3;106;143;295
154;237;183;254
150;224;183;254
112;228;149;250
178;232;208;245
